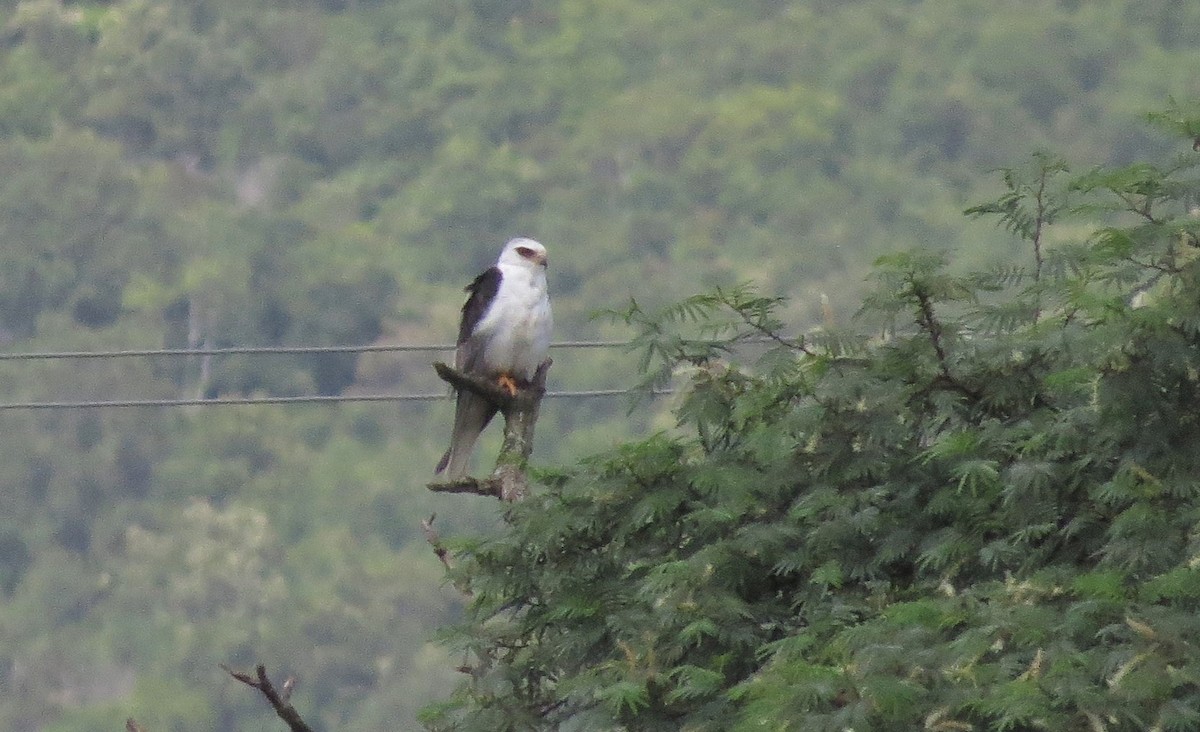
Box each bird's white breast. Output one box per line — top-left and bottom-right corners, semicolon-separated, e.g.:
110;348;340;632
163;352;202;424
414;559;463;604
474;263;552;379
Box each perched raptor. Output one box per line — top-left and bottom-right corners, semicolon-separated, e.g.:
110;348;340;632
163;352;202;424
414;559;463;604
435;237;552;478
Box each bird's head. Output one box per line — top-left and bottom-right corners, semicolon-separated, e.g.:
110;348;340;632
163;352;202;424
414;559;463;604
499;237;548;269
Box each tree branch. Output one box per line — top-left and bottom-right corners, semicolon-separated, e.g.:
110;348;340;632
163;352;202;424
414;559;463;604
431;362;520;407
427;474;502;498
421;513;453;571
912;288;982;401
428;359;551;502
422;513;473;597
423;361;551;679
222;664;313;732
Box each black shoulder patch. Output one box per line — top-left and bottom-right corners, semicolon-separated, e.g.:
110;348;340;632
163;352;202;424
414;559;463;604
458;266;502;344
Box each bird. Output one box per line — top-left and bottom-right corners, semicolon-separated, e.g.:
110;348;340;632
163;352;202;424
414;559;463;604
435;237;552;479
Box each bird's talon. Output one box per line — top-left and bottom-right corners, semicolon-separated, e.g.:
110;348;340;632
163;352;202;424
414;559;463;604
497;373;519;396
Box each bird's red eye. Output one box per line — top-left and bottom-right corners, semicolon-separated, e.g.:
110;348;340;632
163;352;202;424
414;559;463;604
516;246;536;258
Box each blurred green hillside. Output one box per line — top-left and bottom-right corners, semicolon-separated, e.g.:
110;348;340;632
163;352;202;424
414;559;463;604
0;0;1197;728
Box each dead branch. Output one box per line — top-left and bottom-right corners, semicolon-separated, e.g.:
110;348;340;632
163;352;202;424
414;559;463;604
428;359;551;503
431;362;521;407
222;664;314;732
427;474;502;498
424;360;550;678
422;513;473;597
421;513;452;571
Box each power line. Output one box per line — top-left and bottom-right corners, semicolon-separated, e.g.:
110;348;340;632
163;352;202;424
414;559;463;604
0;388;673;410
0;340;634;362
0;335;791;363
0;338;677;408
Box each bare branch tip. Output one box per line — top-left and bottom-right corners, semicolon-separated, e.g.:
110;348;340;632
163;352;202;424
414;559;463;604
226;662;317;732
420;513;437;533
221;663;259;688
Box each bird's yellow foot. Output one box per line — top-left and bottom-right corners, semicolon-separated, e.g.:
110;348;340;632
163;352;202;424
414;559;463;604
497;373;519;396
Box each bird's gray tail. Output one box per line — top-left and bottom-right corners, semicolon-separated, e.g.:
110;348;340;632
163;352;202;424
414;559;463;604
435;390;497;478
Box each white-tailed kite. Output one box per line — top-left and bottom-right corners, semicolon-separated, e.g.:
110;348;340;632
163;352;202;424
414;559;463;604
435;237;553;478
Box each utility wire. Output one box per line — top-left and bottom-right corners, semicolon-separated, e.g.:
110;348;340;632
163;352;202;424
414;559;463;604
0;338;689;408
0;340;634;361
0;335;792;362
0;388;674;410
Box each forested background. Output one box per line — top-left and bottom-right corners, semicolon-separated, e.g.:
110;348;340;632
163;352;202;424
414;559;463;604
0;0;1198;730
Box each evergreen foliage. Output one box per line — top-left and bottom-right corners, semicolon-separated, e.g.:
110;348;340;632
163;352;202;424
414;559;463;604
425;120;1200;730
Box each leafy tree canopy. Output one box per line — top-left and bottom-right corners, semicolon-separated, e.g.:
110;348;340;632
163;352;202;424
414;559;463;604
425;106;1200;731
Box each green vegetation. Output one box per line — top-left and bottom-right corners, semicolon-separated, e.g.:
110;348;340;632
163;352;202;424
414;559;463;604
426;128;1200;728
0;0;1199;728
